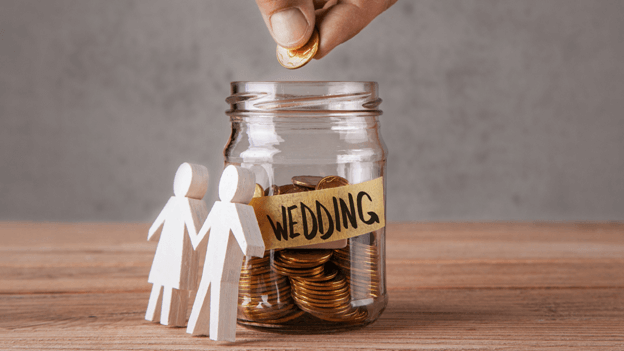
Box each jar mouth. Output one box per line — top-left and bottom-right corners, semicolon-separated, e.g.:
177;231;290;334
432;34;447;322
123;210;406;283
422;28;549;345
226;81;382;116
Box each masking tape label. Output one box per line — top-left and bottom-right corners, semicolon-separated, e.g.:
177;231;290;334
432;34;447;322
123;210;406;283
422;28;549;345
249;177;385;250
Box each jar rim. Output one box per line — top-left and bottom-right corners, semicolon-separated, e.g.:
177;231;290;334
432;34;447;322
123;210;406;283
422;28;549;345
226;81;382;116
230;81;378;84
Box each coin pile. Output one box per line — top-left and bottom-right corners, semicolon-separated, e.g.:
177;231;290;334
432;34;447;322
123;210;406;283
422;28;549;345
272;249;331;278
238;174;380;325
333;241;381;300
238;254;303;323
272;249;367;323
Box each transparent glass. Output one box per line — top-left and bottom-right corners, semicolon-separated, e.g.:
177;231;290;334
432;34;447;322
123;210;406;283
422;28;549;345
224;81;388;333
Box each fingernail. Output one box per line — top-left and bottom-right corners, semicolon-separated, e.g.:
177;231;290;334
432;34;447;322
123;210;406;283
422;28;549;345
270;8;309;48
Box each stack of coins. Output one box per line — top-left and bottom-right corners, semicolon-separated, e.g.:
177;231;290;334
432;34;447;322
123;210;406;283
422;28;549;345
238;174;377;325
333;241;381;300
238;254;303;323
274;249;367;323
272;249;331;278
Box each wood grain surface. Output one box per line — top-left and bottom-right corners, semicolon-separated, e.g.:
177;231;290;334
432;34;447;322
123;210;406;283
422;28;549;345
1;222;622;350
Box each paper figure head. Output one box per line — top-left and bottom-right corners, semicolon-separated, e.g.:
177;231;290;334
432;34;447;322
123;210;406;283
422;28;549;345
173;162;209;200
219;165;256;204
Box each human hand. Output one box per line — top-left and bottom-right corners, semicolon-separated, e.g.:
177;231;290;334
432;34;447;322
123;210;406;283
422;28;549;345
256;0;397;59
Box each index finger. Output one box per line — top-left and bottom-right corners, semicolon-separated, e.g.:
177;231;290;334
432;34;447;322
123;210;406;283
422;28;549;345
314;0;397;59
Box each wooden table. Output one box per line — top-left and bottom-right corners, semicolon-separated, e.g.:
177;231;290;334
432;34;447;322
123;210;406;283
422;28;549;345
1;222;622;350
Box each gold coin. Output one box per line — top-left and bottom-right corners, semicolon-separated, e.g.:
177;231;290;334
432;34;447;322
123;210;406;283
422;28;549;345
240;269;280;279
291;175;324;189
278;183;309;194
293;295;351;308
276;28;319;70
276;255;328;267
243;310;305;324
240;266;273;275
241;266;271;275
347;280;380;290
238;281;287;292
275;259;323;269
292;284;350;297
261;310;305;324
278;249;333;264
239;281;288;291
243;306;296;319
269;184;279;196
298;268;339;282
241;268;281;277
318;308;368;323
293;279;346;291
272;262;325;277
315;175;349;190
336;262;377;271
242;308;298;322
253;183;265;198
294;300;352;315
337;244;377;255
239;276;288;288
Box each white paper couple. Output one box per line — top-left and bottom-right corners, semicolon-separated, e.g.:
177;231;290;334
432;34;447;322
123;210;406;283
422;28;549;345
145;163;265;342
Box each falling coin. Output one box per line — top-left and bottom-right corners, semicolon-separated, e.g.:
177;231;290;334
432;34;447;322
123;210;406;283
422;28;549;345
276;28;319;69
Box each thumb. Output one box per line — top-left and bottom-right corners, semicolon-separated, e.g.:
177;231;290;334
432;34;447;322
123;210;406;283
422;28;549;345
256;0;316;49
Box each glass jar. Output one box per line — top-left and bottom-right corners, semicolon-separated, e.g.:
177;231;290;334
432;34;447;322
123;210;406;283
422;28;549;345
224;81;387;333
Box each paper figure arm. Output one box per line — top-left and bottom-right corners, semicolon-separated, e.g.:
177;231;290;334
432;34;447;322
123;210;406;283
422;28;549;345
184;198;209;249
231;204;265;258
147;197;175;242
189;202;216;250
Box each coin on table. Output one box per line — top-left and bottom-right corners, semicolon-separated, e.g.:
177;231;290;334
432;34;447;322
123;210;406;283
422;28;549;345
292;175;324;189
315;175;349;190
276;28;319;69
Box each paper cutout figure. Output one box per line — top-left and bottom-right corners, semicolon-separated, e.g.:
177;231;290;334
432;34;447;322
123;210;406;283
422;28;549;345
186;165;265;341
145;163;209;327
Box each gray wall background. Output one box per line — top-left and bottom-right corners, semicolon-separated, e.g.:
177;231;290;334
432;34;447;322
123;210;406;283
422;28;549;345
1;0;623;223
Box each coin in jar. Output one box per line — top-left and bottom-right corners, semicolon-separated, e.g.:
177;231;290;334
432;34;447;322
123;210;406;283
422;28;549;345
278;249;333;264
278;184;310;194
253;183;265;198
291;175;324;189
315;175;349;190
268;184;279;196
276;28;319;70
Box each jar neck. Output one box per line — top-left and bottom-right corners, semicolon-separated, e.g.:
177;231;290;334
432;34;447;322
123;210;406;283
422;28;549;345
224;115;386;166
229;115;382;139
226;81;382;117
